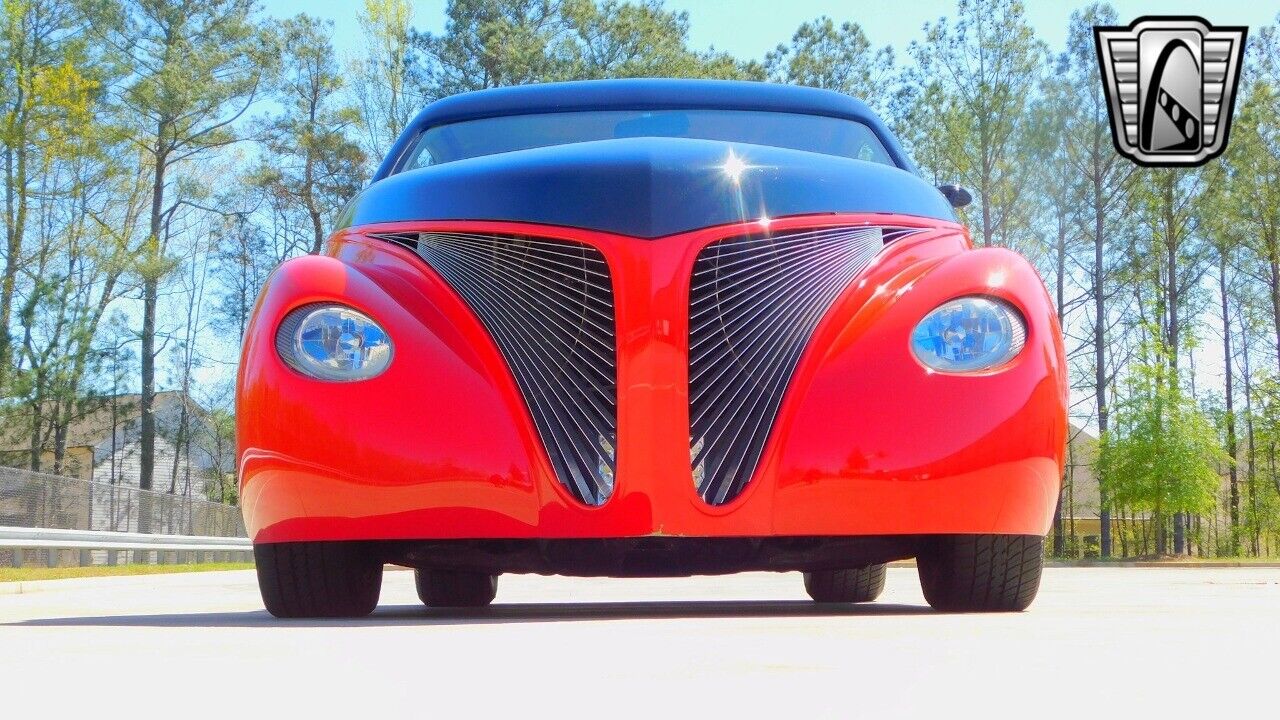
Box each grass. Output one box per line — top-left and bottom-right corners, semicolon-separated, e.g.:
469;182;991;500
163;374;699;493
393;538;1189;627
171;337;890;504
0;562;254;583
1063;556;1280;564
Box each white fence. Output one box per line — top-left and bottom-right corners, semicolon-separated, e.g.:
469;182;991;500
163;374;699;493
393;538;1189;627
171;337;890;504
0;466;250;567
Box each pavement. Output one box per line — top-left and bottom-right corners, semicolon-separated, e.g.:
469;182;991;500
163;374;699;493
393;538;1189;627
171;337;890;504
2;566;1276;718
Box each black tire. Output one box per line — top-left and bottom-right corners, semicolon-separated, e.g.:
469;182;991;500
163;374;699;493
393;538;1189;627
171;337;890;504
803;564;887;603
254;542;382;618
917;534;1044;612
415;569;498;607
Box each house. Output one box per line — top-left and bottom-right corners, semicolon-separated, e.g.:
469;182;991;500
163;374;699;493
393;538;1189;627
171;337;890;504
1057;423;1103;549
0;391;238;566
1058;423;1184;556
0;391;229;494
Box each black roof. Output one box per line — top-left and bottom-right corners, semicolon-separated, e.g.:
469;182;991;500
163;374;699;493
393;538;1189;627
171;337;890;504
373;79;914;181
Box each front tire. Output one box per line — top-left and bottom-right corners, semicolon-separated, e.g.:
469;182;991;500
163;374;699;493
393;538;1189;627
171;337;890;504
803;564;887;603
917;534;1044;612
254;542;383;618
415;569;498;607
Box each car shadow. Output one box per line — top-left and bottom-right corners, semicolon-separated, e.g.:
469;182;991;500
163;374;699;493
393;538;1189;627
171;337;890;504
10;599;934;628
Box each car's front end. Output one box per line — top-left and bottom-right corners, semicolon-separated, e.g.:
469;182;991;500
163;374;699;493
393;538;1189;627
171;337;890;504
238;80;1067;617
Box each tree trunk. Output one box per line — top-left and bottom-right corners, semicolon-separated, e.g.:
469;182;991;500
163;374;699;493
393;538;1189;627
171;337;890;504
1068;453;1076;555
1240;317;1260;556
27;385;43;472
1269;232;1280;376
0;214;18;389
1094;171;1111;557
1117;509;1129;557
980;175;992;246
0;102;30;392
0;72;29;392
52;402;68;477
1220;254;1239;554
139;136;169;533
169;400;188;495
1053;218;1067;557
308;206;325;254
304;102;326;254
1158;173;1186;556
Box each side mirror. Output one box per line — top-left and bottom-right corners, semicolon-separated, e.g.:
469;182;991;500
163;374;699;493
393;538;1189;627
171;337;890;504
938;184;973;209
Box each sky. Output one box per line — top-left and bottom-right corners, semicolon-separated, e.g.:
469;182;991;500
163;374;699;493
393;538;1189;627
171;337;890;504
261;0;1278;62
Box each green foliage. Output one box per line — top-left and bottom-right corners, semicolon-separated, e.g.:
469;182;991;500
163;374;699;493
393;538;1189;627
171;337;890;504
0;0;144;479
1240;481;1280;543
906;0;1045;251
111;0;273;157
349;0;417;158
764;16;893;111
253;14;366;253
1099;340;1227;524
410;0;759;106
0;0;105;395
558;0;754;80
1225;79;1280;270
1244;378;1280;538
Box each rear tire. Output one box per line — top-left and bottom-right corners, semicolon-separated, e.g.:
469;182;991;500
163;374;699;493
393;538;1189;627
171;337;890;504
415;569;498;607
917;534;1044;612
803;564;887;603
254;542;382;618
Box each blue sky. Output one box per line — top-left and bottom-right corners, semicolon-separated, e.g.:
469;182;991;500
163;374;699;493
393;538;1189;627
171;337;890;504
262;0;1276;61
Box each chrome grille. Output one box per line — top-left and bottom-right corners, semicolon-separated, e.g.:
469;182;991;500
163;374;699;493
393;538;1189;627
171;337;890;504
688;226;907;505
382;231;618;506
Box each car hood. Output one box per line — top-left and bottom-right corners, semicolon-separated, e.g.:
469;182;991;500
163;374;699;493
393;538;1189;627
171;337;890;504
341;137;956;238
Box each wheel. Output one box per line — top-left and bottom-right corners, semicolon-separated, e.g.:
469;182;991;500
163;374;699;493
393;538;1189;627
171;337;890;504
415;569;498;607
254;542;383;618
917;535;1044;612
803;564;887;603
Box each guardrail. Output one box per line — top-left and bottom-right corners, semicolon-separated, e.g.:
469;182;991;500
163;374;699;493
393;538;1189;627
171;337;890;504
0;526;251;552
1;466;250;567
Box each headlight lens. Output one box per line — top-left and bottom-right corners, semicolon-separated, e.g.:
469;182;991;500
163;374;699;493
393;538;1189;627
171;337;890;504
910;296;1026;372
276;304;393;381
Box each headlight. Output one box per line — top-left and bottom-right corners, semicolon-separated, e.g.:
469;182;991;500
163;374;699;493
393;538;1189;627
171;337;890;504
276;304;393;381
910;296;1026;372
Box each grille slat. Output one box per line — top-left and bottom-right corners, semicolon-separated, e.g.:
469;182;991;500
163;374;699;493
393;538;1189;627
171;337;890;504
689;241;865;332
417;239;617;374
369;222;924;509
689;265;853;417
689;226;912;505
434;233;616;283
398;231;618;506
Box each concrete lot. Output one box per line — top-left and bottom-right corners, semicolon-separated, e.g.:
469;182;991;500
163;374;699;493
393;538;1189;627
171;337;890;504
2;567;1276;718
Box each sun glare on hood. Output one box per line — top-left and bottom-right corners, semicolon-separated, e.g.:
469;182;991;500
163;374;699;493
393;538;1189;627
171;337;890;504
721;149;753;183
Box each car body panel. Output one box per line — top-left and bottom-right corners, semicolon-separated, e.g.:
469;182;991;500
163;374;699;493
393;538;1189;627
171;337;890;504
239;213;1066;544
240;80;1067;556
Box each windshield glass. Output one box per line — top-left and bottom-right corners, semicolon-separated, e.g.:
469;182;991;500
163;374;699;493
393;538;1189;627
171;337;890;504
400;109;895;170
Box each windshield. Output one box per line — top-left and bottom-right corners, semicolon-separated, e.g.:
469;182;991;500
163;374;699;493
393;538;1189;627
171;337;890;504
399;109;895;170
